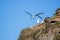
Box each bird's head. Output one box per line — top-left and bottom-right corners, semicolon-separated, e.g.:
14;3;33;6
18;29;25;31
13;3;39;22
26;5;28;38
32;16;34;18
31;16;34;19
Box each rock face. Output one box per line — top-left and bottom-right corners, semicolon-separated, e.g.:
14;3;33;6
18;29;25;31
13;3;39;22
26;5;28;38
18;8;60;40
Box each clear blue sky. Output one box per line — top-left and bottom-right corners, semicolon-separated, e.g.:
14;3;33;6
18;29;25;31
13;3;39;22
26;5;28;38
0;0;60;40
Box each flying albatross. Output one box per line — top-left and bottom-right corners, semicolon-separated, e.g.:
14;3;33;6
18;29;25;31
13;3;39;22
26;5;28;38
25;11;44;19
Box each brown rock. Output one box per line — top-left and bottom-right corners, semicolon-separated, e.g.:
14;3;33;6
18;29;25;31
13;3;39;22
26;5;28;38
18;8;60;40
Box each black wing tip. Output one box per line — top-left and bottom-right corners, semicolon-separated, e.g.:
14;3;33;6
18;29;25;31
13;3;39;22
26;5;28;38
38;12;44;14
25;11;27;13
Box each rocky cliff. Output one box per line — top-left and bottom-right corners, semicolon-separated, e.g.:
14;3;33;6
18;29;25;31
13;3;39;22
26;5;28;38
18;8;60;40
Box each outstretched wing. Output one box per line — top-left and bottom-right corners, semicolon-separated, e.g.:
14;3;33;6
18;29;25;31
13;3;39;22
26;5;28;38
35;13;44;17
25;11;32;16
38;16;42;20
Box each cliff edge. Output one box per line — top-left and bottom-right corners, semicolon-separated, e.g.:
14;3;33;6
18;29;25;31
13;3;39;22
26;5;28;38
18;8;60;40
